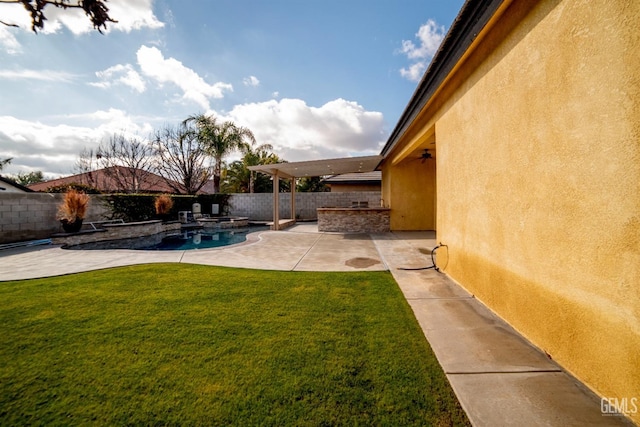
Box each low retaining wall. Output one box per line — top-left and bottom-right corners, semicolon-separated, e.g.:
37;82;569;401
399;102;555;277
51;220;181;247
317;208;390;233
199;217;249;229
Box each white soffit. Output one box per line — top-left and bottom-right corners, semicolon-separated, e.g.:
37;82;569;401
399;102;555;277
248;155;383;179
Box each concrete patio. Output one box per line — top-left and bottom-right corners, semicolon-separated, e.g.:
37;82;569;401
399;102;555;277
0;224;633;426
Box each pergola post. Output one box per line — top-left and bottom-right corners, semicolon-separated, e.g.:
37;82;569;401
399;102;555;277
273;172;280;230
291;177;296;225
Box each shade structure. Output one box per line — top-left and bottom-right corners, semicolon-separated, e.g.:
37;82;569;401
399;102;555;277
247;155;383;179
248;155;383;229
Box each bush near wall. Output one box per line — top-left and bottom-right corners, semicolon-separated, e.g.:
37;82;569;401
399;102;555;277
103;194;231;222
44;183;102;194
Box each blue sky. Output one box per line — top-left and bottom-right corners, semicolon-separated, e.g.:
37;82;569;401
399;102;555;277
0;0;464;178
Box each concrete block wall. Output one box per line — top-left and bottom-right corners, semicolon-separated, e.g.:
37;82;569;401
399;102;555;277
228;191;382;221
0;191;381;244
0;193;110;244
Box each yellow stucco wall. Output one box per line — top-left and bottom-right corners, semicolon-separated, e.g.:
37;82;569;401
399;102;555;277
382;155;436;230
384;0;639;421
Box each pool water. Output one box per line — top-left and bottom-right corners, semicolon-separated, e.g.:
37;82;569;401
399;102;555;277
64;227;267;251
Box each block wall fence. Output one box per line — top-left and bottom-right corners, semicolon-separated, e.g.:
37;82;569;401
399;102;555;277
0;191;381;244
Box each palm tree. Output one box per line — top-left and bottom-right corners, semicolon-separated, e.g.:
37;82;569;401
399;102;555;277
183;114;256;193
240;141;274;193
221;160;250;193
221;144;282;193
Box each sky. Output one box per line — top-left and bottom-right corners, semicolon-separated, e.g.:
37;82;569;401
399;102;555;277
0;0;465;179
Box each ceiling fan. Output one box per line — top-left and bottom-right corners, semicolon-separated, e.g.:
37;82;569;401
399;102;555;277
419;149;432;163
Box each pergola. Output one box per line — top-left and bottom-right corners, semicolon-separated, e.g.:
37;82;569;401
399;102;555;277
248;155;383;230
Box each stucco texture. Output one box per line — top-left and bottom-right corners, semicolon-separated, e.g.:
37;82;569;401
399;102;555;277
384;0;640;421
383;152;437;231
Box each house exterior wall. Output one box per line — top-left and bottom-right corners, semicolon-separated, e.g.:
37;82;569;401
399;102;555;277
383;157;436;230
0;183;27;193
383;0;639;420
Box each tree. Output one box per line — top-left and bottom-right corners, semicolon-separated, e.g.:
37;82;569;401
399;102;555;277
239;141;275;193
74;147;102;188
152;123;212;195
221;143;285;194
96;133;157;193
221;160;249;193
297;176;329;193
183;114;256;194
1;0;116;33
74;134;158;193
11;170;44;185
0;157;12;172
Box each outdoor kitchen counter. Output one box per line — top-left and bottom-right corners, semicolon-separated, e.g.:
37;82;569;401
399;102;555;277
317;207;390;233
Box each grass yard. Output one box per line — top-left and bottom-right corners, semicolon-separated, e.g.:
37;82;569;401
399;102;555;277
0;264;469;426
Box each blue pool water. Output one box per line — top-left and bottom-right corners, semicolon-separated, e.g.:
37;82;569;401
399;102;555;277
64;227;267;251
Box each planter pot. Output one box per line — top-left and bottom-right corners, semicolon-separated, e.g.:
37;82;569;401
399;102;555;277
157;214;172;223
61;218;83;233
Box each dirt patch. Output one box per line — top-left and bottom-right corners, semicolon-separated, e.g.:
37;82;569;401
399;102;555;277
345;257;381;268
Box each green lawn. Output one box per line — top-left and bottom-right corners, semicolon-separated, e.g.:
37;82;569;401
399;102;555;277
0;264;469;426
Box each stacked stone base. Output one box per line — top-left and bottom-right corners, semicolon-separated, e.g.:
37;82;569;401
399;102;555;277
317;208;390;233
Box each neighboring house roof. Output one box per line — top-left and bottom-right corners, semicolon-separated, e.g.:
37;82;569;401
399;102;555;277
27;166;176;193
323;171;382;185
198;180;216;195
380;0;504;158
0;175;34;193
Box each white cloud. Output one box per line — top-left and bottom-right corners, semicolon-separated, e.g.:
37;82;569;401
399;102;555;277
399;19;446;82
106;0;165;33
243;75;260;87
137;45;233;109
0;110;153;177
0;2;33;33
90;64;146;93
0;0;162;37
399;61;427;82
0;69;75;82
0;26;22;54
215;98;386;161
46;0;164;35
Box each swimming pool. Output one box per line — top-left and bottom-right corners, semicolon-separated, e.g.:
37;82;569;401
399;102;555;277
63;227;268;251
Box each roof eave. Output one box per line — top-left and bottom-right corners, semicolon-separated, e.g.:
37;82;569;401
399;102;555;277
0;176;34;192
380;0;505;158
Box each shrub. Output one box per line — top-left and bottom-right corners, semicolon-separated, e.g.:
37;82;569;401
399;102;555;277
45;183;102;194
104;194;231;222
154;194;174;216
56;189;90;223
